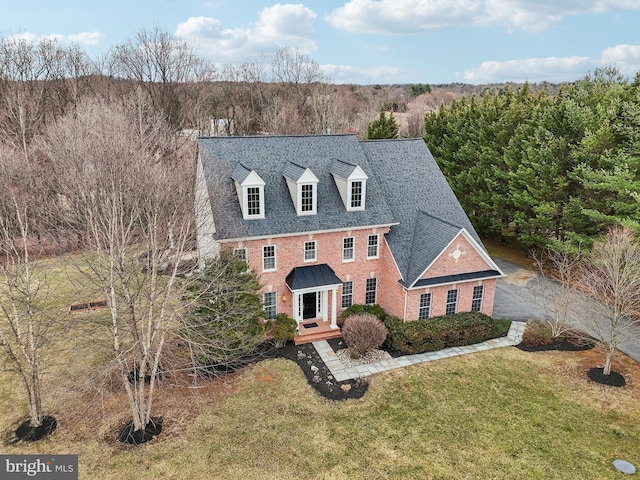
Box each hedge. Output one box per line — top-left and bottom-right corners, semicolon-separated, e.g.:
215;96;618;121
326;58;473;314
342;305;511;355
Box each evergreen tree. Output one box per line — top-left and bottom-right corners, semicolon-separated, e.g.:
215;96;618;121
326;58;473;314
182;249;265;372
367;106;399;139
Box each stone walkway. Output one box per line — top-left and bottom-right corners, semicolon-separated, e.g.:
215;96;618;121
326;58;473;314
313;321;527;382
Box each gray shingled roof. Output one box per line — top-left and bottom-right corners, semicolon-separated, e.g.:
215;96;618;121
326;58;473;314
231;162;253;183
197;134;488;288
198;135;396;239
329;158;358;179
282;161;308;182
360;138;485;287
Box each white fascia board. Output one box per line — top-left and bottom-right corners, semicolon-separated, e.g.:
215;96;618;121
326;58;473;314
217;222;400;244
347;165;368;180
408;228;505;289
242;169;265;187
298;168;319;183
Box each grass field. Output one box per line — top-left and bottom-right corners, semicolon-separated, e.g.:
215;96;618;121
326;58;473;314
2;253;640;479
2;339;639;479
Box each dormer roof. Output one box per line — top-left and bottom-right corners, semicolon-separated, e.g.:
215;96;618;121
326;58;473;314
329;158;367;181
232;162;265;186
197;134;397;239
283;162;318;183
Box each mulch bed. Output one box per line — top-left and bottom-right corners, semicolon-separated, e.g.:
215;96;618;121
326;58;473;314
269;340;369;401
587;367;626;387
14;415;57;442
117;417;163;445
517;323;629;388
196;339;369;401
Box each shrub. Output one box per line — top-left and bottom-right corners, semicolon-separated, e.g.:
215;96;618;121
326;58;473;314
342;313;388;359
382;311;511;355
267;313;297;348
341;304;387;322
520;321;554;348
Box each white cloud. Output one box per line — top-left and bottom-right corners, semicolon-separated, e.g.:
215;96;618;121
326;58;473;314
326;0;640;34
463;44;640;83
176;4;317;61
322;63;405;84
68;32;105;46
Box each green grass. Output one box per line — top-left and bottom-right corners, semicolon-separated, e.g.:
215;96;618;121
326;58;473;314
2;255;640;479
2;348;639;479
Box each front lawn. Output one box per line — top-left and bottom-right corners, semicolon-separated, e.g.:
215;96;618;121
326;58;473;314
2;344;639;479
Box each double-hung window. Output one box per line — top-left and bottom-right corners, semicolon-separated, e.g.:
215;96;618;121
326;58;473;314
350;181;363;209
233;247;247;263
446;289;458;315
419;293;432;320
367;234;379;259
247;187;261;216
365;278;377;305
301;184;314;213
304;240;317;262
342;237;355;262
263;292;277;319
471;285;484;312
262;245;276;271
341;281;353;308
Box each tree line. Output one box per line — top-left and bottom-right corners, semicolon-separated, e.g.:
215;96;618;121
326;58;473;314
424;67;640;249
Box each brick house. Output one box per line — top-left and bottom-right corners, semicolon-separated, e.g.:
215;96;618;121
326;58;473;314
195;134;504;344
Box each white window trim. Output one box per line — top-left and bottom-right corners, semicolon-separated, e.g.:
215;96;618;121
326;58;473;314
341;281;353;309
446;288;458;315
471;285;484;312
365;278;377;305
238;170;265;220
342;236;355;262
263;292;277;319
367;234;380;259
303;240;317;262
347;179;366;211
297;182;317;216
419;292;432;320
233;247;247;262
262;245;276;272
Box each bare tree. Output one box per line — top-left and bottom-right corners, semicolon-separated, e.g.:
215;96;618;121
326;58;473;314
529;246;583;339
578;226;640;375
110;26;215;130
0;35;68;159
44;98;196;440
0;145;56;439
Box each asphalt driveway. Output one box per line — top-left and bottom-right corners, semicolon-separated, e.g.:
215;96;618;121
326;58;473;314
492;257;640;363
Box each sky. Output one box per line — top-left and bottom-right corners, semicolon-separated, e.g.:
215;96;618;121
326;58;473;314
3;0;640;85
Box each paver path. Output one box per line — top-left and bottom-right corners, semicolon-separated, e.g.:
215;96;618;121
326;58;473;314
314;321;526;382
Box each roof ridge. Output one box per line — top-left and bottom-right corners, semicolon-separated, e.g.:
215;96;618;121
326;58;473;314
416;210;464;231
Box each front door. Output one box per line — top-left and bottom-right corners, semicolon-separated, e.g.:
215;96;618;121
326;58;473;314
302;292;316;320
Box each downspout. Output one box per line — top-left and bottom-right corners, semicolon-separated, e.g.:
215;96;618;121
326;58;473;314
403;287;408;322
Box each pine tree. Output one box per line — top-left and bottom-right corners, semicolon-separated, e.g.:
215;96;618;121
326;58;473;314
367;106;399;139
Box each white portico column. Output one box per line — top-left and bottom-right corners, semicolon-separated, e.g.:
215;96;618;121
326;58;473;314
293;292;301;326
330;287;338;329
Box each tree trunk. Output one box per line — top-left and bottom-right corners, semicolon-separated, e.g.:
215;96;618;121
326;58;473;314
603;343;614;375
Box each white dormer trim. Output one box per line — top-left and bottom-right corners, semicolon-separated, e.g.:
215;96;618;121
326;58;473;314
286;167;319;216
235;169;265;220
332;163;368;211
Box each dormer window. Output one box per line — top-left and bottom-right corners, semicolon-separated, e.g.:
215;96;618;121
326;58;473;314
247;187;261;216
283;162;318;216
350;180;363;209
330;158;368;211
301;184;314;213
232;163;265;220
